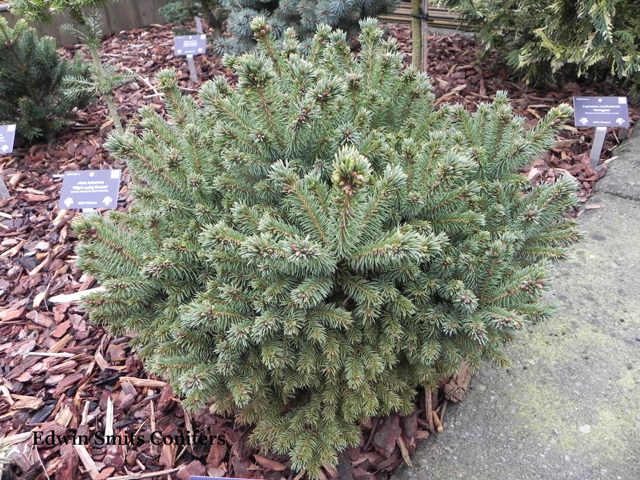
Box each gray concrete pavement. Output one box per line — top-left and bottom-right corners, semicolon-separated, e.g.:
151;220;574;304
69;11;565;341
393;130;640;480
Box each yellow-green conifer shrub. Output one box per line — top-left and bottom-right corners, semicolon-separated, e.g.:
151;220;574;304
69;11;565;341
440;0;640;94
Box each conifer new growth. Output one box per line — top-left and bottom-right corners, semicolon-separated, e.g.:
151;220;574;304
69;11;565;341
76;18;579;478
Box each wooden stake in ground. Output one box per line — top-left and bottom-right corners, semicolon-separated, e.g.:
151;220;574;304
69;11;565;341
411;0;429;72
421;0;429;71
432;410;444;432
425;388;435;433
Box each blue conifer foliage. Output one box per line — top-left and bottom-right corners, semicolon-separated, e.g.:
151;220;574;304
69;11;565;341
215;0;401;53
75;18;579;478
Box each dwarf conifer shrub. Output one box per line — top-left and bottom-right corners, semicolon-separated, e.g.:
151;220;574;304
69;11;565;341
439;0;640;94
0;18;92;142
215;0;401;53
75;18;579;477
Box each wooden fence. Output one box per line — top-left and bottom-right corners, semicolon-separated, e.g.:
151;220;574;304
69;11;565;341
378;1;464;30
0;0;173;45
1;0;465;46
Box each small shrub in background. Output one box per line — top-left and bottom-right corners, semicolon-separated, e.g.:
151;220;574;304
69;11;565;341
215;0;401;53
0;18;92;142
75;18;579;478
9;0;137;138
60;12;139;136
159;0;225;37
9;0;110;24
438;0;640;96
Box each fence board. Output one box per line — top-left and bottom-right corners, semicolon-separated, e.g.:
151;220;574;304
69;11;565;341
0;0;172;45
1;0;467;45
379;2;466;30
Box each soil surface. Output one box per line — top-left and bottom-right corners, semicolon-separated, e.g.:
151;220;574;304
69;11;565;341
0;20;638;480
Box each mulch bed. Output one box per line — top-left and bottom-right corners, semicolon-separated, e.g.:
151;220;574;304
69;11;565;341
0;20;638;480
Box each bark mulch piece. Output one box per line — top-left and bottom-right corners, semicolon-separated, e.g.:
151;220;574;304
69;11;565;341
0;20;638;480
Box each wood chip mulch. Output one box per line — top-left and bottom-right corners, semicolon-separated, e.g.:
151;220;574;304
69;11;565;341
0;20;638;480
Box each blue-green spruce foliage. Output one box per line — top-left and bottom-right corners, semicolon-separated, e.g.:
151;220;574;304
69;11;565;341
216;0;400;53
75;18;579;478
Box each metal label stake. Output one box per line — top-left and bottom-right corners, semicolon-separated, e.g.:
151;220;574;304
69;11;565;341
0;173;9;199
573;96;629;168
589;126;608;168
195;16;203;34
174;35;206;84
186;54;199;83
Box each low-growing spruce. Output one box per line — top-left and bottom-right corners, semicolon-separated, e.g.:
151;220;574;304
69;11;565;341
75;18;579;477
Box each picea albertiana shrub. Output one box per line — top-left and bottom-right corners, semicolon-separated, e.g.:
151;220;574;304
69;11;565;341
75;18;579;478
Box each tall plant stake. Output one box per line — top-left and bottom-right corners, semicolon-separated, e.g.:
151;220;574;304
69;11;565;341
411;0;429;72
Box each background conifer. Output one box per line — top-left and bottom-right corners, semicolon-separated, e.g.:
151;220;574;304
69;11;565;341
159;0;226;37
439;0;640;95
0;18;92;142
9;0;138;138
215;0;401;53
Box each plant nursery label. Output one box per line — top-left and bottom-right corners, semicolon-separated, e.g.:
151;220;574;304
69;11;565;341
174;35;207;56
59;169;121;210
0;124;16;154
573;96;629;127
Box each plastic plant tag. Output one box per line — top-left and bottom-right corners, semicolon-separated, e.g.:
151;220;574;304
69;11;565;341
573;97;629;127
174;35;207;56
59;169;122;210
0;124;17;154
